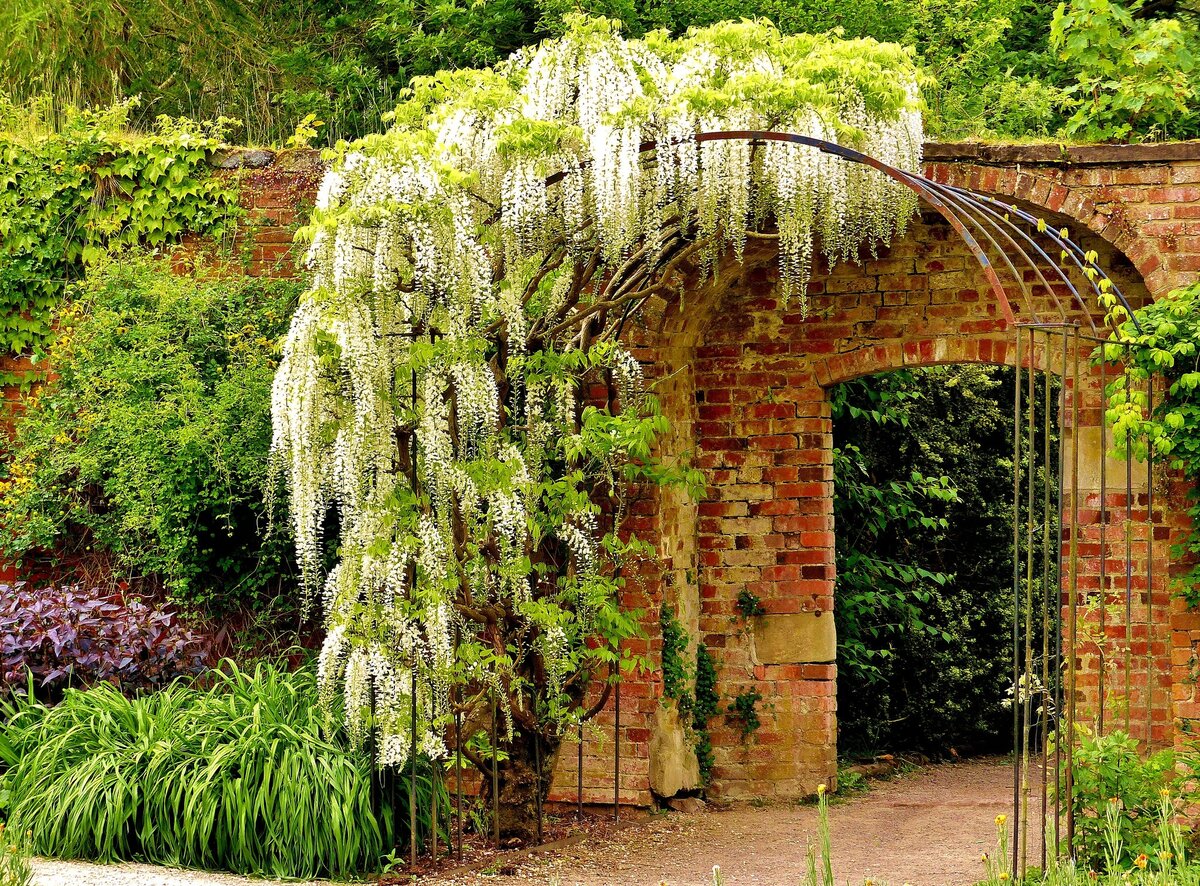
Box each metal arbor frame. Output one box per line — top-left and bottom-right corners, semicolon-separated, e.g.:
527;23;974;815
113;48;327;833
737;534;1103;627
386;131;1159;881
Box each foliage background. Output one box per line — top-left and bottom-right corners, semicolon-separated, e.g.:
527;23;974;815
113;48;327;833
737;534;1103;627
0;0;1194;145
833;365;1058;758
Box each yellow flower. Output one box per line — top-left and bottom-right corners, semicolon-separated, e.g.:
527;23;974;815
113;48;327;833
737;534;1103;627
817;784;827;796
995;814;1007;826
999;873;1009;882
1134;854;1148;870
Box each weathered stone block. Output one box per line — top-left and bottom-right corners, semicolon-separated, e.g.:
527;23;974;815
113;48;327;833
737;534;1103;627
648;702;701;799
753;612;837;664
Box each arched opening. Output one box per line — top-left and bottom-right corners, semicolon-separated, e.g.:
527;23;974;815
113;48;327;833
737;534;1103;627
830;363;1061;763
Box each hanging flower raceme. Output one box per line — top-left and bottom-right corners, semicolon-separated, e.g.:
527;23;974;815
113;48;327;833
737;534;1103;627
271;15;924;766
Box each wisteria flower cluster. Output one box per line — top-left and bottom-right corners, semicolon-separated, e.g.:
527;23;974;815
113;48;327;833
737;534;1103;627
272;15;923;768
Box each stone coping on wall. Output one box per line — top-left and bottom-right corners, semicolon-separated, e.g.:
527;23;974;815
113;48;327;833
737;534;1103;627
210;140;1200;173
925;140;1200;166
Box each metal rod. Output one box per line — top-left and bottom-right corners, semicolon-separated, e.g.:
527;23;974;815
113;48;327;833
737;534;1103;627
1125;349;1134;736
1021;326;1037;877
369;676;380;835
410;666;418;868
1040;330;1053;872
578;720;584;818
614;662;622;823
454;625;463;863
533;690;544;845
1054;328;1068;859
492;694;500;848
1146;378;1155;744
1012;330;1024;879
1098;353;1108;733
1067;325;1081;855
408;364;420;868
430;678;439;862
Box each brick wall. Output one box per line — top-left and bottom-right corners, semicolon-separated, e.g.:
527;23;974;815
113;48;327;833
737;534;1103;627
140;141;1200;805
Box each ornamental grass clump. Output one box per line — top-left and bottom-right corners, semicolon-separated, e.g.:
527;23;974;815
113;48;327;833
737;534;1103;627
272;14;923;829
0;660;446;879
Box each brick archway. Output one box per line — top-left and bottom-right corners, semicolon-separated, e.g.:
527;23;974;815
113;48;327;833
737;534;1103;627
617;202;1165;803
457;141;1200;809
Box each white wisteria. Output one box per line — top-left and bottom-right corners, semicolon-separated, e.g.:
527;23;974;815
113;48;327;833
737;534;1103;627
271;15;923;781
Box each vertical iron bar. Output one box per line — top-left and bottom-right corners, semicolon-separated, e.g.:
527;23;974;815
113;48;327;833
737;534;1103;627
1125;348;1134;736
533;691;543;845
1054;328;1068;859
370;678;380;835
410;667;418;869
1011;330;1024;879
409;364;420;868
1040;331;1053;872
614;662;622;823
492;694;500;848
1021;326;1037;877
430;678;438;862
1146;379;1155;744
578;720;584;819
453;625;463;863
1098;353;1108;733
455;681;463;862
1067;325;1081;855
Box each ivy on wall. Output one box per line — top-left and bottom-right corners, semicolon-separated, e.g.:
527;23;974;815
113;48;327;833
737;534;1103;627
0;98;241;370
660;602;720;785
1104;281;1200;606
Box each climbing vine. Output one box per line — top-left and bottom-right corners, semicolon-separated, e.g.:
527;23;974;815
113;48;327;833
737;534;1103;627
1103;281;1200;606
727;689;763;740
693;644;720;783
660;602;692;708
0;97;240;369
270;15;921;828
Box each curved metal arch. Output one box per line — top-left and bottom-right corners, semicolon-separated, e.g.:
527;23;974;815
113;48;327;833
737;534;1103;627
544;129;1142;336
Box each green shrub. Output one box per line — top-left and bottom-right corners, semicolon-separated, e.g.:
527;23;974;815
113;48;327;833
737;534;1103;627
1068;727;1183;870
0;97;240;365
1052;0;1199;141
833;366;1043;758
0;254;302;612
0;661;447;879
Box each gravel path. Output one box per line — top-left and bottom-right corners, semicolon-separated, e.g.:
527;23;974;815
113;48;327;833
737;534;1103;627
433;757;1031;886
31;757;1033;886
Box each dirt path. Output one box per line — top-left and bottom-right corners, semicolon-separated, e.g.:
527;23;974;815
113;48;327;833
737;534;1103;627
31;757;1034;886
435;757;1031;886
